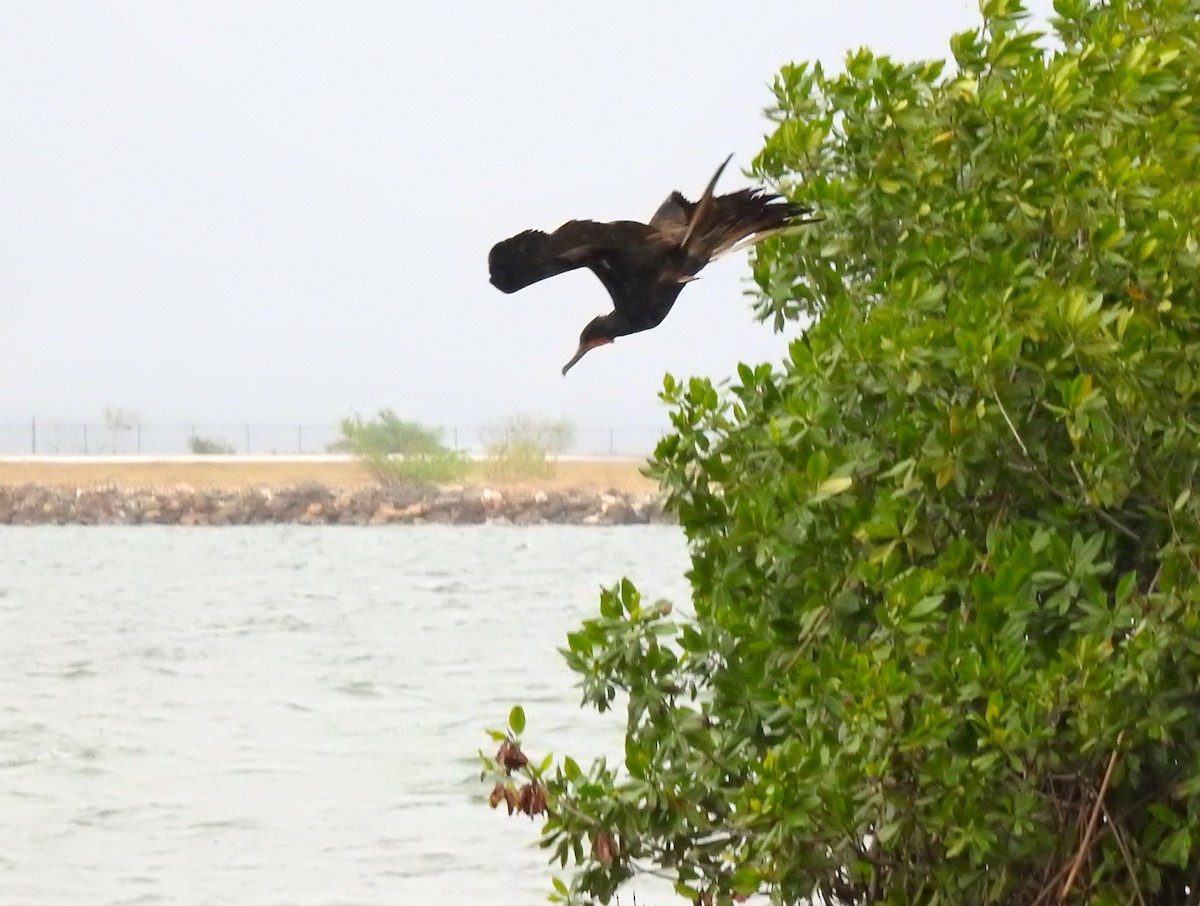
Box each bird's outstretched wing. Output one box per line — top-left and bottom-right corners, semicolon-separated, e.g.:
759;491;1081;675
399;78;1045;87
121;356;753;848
488;220;649;294
647;192;693;236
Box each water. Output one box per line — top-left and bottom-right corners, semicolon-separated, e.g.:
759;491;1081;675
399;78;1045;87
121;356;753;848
0;525;692;906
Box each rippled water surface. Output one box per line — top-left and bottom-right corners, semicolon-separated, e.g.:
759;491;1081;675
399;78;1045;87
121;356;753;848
0;525;691;905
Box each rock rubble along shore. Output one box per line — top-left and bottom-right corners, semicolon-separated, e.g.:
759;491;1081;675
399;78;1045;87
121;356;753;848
0;483;670;526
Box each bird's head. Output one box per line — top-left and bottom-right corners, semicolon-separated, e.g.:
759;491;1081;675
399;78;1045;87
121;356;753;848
562;316;616;375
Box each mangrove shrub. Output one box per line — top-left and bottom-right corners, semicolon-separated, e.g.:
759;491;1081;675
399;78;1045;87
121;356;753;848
485;1;1200;903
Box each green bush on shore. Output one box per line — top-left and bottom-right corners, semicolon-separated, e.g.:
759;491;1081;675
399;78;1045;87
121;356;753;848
332;409;468;484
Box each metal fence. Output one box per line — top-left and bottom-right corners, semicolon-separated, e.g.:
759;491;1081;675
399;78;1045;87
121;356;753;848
0;421;665;458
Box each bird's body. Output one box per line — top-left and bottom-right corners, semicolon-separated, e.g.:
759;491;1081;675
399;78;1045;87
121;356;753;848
488;155;816;373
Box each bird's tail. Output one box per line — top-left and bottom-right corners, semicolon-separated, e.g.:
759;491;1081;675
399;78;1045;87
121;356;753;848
714;215;822;259
709;195;820;258
701;189;818;260
678;156;817;259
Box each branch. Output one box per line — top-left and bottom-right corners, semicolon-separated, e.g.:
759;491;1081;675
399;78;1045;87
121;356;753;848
626;860;679;882
992;386;1030;457
1100;801;1147;906
1060;731;1125;901
992;382;1141;541
1031;854;1077;906
1006;459;1140;542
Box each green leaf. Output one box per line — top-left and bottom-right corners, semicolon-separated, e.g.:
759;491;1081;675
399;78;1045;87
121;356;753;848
910;594;945;618
508;705;526;735
815;475;853;497
1160;827;1191;868
562;757;581;781
731;867;761;896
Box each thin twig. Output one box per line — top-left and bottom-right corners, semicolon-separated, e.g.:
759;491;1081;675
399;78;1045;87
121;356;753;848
627;860;678;882
546;791;605;830
1089;505;1141;543
992;384;1141;541
1147;564;1163;597
1068;461;1088;496
1031;857;1077;906
1101;801;1147;906
782;606;831;673
1061;731;1126;901
1007;459;1141;542
992;386;1030;457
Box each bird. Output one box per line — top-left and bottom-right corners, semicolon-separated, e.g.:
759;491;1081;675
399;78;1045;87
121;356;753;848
488;155;818;374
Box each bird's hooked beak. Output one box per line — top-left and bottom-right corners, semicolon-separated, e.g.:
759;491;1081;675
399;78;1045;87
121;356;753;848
561;336;613;375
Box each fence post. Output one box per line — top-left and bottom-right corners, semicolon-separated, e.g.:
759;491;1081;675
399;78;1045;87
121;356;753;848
245;426;250;454
137;425;142;455
453;427;458;451
31;417;36;455
609;427;615;455
83;425;88;455
297;426;302;454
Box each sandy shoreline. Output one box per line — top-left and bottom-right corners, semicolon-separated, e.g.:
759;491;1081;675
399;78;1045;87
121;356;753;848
0;457;658;494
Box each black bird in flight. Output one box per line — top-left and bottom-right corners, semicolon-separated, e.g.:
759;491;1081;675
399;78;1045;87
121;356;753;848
488;155;817;374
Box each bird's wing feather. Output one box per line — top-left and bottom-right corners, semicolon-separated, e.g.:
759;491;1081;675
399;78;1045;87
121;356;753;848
648;192;693;238
489;219;654;295
488;222;592;293
680;154;734;251
692;188;817;260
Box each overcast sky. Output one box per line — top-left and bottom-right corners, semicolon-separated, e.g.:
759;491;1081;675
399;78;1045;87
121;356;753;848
1;2;1053;436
